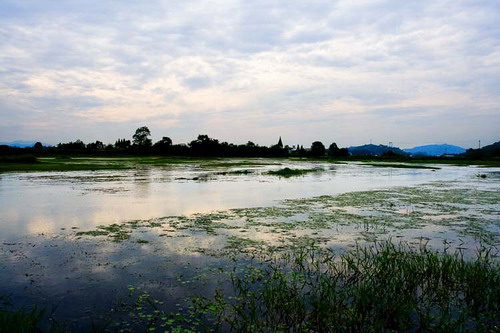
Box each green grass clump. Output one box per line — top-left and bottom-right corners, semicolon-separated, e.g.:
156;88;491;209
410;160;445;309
161;242;500;332
267;167;320;177
0;306;46;333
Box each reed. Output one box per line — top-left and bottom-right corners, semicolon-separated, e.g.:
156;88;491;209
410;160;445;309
167;241;500;332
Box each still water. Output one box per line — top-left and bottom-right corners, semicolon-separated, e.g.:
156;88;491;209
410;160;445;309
0;161;498;331
0;161;482;240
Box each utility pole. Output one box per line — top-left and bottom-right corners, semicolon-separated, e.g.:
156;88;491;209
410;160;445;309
478;140;481;149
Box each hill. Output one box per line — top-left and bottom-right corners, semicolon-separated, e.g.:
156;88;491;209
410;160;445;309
403;144;466;156
0;140;38;148
464;141;500;158
348;144;407;156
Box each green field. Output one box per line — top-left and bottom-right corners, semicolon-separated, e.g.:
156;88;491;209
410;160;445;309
1;155;499;173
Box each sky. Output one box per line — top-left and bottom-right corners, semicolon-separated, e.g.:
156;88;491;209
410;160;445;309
0;1;499;149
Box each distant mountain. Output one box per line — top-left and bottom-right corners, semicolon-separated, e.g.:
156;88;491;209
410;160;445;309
403;144;466;157
348;144;407;156
464;141;500;158
482;141;500;153
0;140;38;148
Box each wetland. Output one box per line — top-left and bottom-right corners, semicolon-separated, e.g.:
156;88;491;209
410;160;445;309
0;158;499;332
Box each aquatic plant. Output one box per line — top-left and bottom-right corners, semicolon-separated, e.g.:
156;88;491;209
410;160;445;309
116;241;500;332
0;305;46;333
267;167;321;177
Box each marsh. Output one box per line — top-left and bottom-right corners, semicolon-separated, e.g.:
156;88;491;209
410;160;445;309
0;159;499;331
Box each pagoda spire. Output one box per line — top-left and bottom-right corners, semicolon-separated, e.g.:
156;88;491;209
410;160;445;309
277;136;283;148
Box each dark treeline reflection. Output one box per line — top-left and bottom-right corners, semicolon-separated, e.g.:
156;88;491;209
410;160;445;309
1;126;350;158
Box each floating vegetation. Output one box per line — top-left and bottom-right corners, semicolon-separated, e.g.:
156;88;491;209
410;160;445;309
361;162;441;170
267;167;322;177
201;161;277;168
72;180;500;251
2;164;500;332
76;223;131;242
215;169;254;176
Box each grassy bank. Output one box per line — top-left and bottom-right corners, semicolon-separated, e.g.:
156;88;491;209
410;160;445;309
0;156;280;173
1;154;499;173
0;156;206;173
0;157;131;173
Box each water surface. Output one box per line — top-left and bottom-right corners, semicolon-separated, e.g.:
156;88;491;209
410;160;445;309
0;161;481;240
0;160;498;331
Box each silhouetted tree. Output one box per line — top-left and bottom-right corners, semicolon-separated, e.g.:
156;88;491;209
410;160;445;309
153;137;173;154
133;126;152;147
33;142;43;150
87;140;104;150
115;139;131;149
155;137;172;147
269;145;287;157
298;145;307;157
328;142;339;152
57;140;86;150
328;142;349;157
310;141;326;157
189;135;220;156
170;143;190;155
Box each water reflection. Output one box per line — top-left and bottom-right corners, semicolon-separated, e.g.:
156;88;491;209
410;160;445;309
0;236;235;332
0;162;499;331
133;168;151;198
0;163;494;241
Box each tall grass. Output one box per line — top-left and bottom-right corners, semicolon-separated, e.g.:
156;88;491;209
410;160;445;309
171;241;500;332
0;306;45;333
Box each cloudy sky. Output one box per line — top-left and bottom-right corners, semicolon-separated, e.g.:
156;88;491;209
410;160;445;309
0;0;499;148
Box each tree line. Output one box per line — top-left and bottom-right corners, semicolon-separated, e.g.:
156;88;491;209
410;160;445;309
24;126;350;158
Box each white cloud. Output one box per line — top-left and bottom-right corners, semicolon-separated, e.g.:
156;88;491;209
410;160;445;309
0;0;498;147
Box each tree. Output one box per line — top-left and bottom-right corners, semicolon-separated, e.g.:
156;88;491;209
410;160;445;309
87;140;104;150
328;142;340;157
153;137;173;154
310;141;326;157
57;140;85;150
133;126;152;147
115;139;131;149
189;135;220;156
155;136;172;147
328;142;349;158
33;142;43;149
